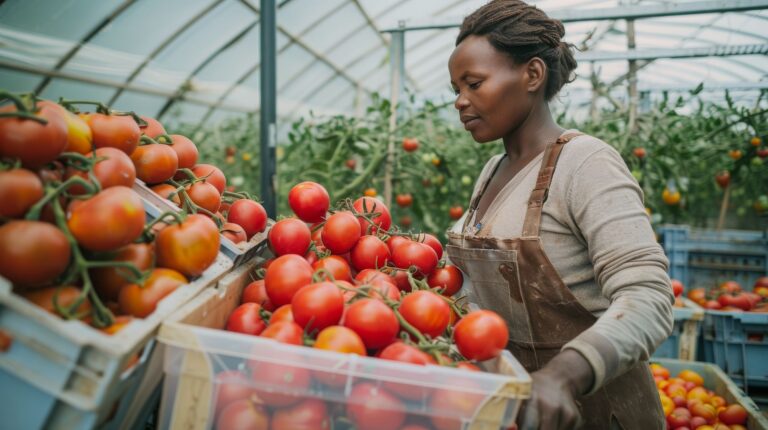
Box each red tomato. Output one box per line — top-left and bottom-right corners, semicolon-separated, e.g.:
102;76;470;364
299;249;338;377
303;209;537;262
44;102;92;154
719;280;742;294
90;243;154;302
321;211;361;254
190;164;226;194
67;186;145;251
347;383;406;430
21;285;91;319
156;213;221;277
350;235;390;271
304;249;319;265
0;168;43;218
353;197;391;235
395;193;413;207
216;398;269;430
139;116;166;138
370;280;401;302
399;216;412;228
213;370;259;416
270;304;294;324
389;269;414;292
248;360;310;407
221;222;247;244
168;134;198;169
454;310;508;361
186;181;221;213
343;299;399;349
386;235;410;254
455;362;481;372
754;276;768;296
427;265;464;297
449;206;464;220
345;158;356;169
242;279;274;311
271;398;330;430
429;383;484;430
260;321;304;345
269;218;311;256
130;143;178;185
402;137;419;152
391;241;438;275
398;291;451;338
671;279;684;297
264;255;314;307
291;282;344;332
0;100;68;168
151;183;181;206
355;269;395;285
415;233;443;259
226;302;268;335
288;181;330;223
718;404;748;425
118;268;188;318
0;221;71;288
68;147;136;194
82;112;141;155
312;255;352;282
227;199;267;239
379;342;436;400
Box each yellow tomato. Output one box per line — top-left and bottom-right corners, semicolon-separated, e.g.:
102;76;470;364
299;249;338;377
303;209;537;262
660;395;674;416
729;149;743;160
751;136;762;146
662;188;681;205
679;369;705;387
363;188;377;197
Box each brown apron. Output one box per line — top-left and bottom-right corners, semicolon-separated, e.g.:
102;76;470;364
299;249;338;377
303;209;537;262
446;132;664;429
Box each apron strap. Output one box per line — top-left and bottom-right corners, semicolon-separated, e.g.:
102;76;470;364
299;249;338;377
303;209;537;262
462;154;506;235
521;131;583;237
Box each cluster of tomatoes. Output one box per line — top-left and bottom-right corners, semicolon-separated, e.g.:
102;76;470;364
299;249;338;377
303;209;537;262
216;181;510;430
0;93;228;329
686;278;768;313
651;364;750;429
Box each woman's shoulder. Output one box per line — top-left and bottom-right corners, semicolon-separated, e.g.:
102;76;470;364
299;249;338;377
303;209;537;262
559;131;624;171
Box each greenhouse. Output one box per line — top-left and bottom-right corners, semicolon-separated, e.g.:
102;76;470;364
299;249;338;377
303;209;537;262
0;0;767;429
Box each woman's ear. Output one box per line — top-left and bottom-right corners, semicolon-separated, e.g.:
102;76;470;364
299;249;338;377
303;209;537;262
525;57;547;94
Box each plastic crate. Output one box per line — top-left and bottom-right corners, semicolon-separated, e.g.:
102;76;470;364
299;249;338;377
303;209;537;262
0;202;233;430
658;225;768;292
651;358;768;429
701;310;768;395
157;261;532;430
653;298;704;361
134;179;271;266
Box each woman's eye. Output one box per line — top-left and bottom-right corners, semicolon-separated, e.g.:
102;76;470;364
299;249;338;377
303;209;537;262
468;81;481;90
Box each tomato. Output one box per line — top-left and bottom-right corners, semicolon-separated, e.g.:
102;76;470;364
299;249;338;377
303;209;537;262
186;181;221;213
67;186;145;251
150;183;180;205
288;181;330;223
453;310;508;361
0;220;71;288
662;188;681;206
100;315;133;335
370;279;401;302
670;279;684;298
264;254;314;307
260;321;304;345
350;235;390;271
731;293;754;311
291;282;344;332
448;206;464;220
428;266;463;297
0;168;43;218
241;279;274;311
248;359;311;407
312;255;352;282
213;370;259;416
139;116;167;138
81;112;141;155
429;384;484;430
402;137;419;152
314;325;365;355
347;383;406;430
156;214;220;277
90;243;153;302
355;268;395;285
190;164;226;194
270;304;294;324
269;218;311;256
352;197;391;234
416;233;443;259
227;199;267;240
363;187;377;197
719;404;747;425
719;280;742;294
343;299;399;349
386;235;410;253
398;291;450;338
687;288;707;306
345;158;356;169
729;149;743;160
21;286;91;319
67;147;136;195
130;142;178;185
271;398;330;430
221;222;247;244
633;147;646;159
167;134;198;169
226;302;268;335
43;102;92;154
0;100;68;168
714;171;730;189
758;148;768;159
118;268;187;317
379;342;436;400
216;398;269;430
399;216;412;228
321;211;361;254
395;193;413;207
391;240;438;275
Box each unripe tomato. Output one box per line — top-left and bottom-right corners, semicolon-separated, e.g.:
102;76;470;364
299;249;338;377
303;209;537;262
155;214;220;277
67;186;145;252
750;136;762;147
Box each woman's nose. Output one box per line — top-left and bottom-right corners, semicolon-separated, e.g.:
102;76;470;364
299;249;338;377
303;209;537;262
454;93;469;111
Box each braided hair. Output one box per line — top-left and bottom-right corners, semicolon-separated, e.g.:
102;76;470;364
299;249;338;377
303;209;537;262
457;0;577;100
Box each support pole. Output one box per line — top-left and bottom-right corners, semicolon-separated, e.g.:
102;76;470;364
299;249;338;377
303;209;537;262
626;18;639;135
385;25;405;209
260;0;278;217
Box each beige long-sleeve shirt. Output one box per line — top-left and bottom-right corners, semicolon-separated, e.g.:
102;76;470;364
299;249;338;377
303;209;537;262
450;132;674;392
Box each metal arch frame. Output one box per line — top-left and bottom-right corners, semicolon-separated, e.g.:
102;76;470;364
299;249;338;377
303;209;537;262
34;0;136;94
195;61;261;128
107;0;224;106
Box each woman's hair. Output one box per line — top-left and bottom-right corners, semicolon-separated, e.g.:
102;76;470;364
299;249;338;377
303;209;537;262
457;0;577;101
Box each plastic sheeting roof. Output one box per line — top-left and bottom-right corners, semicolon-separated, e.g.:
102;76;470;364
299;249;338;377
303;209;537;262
0;0;766;128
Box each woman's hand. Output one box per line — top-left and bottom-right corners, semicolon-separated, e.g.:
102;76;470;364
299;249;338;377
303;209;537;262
516;349;594;430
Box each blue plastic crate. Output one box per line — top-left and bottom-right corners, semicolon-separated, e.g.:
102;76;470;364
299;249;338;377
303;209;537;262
652;299;703;361
701;310;768;394
658;225;768;292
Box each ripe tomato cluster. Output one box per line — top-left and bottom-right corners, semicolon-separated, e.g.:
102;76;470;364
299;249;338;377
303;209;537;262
218;181;510;430
686;278;768;313
0;93;226;330
651;364;750;429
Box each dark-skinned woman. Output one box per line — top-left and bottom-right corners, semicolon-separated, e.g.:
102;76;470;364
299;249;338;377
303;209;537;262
445;1;673;429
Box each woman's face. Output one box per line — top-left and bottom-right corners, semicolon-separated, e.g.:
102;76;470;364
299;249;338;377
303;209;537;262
448;35;533;143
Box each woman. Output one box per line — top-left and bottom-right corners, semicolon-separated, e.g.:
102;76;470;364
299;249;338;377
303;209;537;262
445;1;674;429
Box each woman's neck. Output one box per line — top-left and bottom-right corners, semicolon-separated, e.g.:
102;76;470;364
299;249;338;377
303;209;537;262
502;102;565;162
